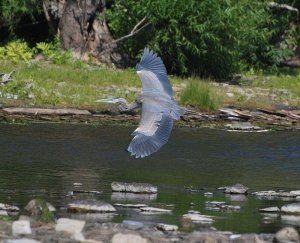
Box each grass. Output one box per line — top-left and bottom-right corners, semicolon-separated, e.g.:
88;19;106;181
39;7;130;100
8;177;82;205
180;79;224;111
0;60;300;111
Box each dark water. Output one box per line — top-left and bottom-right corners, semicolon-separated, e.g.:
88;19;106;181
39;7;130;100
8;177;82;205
0;123;300;233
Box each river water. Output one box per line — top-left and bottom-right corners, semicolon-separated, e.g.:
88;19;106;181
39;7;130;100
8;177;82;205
0;123;299;233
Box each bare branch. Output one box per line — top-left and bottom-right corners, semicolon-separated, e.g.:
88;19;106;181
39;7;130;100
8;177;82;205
268;2;298;13
113;16;150;43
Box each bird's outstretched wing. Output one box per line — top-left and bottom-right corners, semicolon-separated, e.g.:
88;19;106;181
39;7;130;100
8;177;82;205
127;48;184;158
136;48;173;97
127;101;173;158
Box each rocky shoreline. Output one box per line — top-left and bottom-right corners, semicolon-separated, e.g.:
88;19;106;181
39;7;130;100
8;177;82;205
2;183;300;242
0;105;300;130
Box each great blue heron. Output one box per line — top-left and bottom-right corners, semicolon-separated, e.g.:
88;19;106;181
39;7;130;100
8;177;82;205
98;48;186;158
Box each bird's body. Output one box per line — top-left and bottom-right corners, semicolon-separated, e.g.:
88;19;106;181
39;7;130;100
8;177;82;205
127;48;185;158
97;48;185;158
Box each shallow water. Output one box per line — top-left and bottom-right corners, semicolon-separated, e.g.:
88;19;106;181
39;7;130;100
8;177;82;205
0;123;300;233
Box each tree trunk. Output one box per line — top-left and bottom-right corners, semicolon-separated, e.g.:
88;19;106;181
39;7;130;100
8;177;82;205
56;0;123;66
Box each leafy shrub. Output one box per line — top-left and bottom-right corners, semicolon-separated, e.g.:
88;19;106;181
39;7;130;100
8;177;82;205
107;0;294;78
0;40;35;62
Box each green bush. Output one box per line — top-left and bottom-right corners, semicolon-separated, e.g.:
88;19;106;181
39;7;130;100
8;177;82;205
0;40;35;62
107;0;294;78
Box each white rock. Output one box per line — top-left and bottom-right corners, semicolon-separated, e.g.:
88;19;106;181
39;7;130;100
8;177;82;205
156;223;178;231
204;192;213;197
182;213;214;224
281;203;300;214
12;220;32;236
111;233;147;243
55;218;85;241
259;207;280;213
140;207;171;213
290;190;300;196
68;200;116;213
205;201;226;207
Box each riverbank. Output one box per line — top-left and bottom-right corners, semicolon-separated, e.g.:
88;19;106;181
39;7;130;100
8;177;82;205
1;105;300;131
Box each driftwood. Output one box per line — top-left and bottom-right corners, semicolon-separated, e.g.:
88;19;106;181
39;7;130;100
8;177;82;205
268;2;298;12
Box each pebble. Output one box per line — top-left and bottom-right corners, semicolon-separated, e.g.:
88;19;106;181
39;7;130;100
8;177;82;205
12;220;32;236
111;182;157;193
156;223;178;231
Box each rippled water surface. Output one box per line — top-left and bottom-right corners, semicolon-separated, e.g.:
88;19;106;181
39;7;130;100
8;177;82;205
0;123;300;233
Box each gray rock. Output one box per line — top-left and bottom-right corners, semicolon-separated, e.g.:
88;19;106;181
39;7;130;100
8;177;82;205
274;227;299;243
111;233;147;243
281;203;300;214
184;231;229;243
12;220;32;236
156;223;178;231
24;199;54;222
204;192;213;197
231;233;261;243
111;182;157;193
55;218;85;241
259;206;280;213
68;200;116;213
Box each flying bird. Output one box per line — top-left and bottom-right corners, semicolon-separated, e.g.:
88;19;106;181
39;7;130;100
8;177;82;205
97;48;186;158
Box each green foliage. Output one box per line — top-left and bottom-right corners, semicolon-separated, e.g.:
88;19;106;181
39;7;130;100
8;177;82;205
180;81;223;111
107;0;295;78
0;0;43;33
0;40;35;62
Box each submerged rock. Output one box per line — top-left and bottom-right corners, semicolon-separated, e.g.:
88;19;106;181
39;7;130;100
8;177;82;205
111;192;157;201
274;227;299;243
225;121;261;131
68;200;116;213
111;182;157;193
